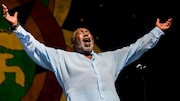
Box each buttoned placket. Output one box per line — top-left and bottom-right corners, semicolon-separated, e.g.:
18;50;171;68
91;53;105;101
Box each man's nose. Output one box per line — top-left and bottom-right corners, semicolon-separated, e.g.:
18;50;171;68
84;32;88;36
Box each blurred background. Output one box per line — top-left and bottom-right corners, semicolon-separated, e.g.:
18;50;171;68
0;0;179;101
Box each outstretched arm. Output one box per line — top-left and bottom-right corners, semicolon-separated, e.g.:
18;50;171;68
1;4;61;72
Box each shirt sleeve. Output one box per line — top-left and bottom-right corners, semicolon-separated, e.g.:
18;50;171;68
13;25;59;71
151;26;165;37
112;26;165;79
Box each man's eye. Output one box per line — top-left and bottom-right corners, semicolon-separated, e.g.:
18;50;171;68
79;32;82;34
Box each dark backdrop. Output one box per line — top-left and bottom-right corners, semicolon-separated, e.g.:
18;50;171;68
62;0;179;101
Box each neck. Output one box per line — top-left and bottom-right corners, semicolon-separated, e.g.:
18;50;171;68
86;55;92;59
83;52;92;59
75;50;93;59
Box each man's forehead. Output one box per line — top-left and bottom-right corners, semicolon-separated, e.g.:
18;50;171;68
73;28;90;36
76;28;89;31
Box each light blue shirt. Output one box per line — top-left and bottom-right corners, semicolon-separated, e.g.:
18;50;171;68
13;26;164;101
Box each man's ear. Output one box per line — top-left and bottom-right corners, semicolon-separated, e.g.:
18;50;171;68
71;44;75;49
71;40;76;49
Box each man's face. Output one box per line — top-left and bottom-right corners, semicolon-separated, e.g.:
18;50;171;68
72;28;94;54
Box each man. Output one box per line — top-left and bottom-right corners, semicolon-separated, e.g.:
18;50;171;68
2;3;172;101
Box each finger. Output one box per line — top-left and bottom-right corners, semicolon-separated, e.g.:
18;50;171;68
2;4;8;14
166;19;172;26
156;18;160;23
168;18;172;21
2;4;10;18
2;4;7;11
14;12;18;18
2;4;6;8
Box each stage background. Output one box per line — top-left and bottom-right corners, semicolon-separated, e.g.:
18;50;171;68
0;0;179;101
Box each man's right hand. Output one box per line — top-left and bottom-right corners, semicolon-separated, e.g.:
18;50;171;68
2;4;18;26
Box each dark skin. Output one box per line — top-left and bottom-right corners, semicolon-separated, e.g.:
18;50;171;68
2;4;172;59
71;28;94;59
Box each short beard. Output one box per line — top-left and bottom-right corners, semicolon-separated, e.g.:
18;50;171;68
77;44;93;54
